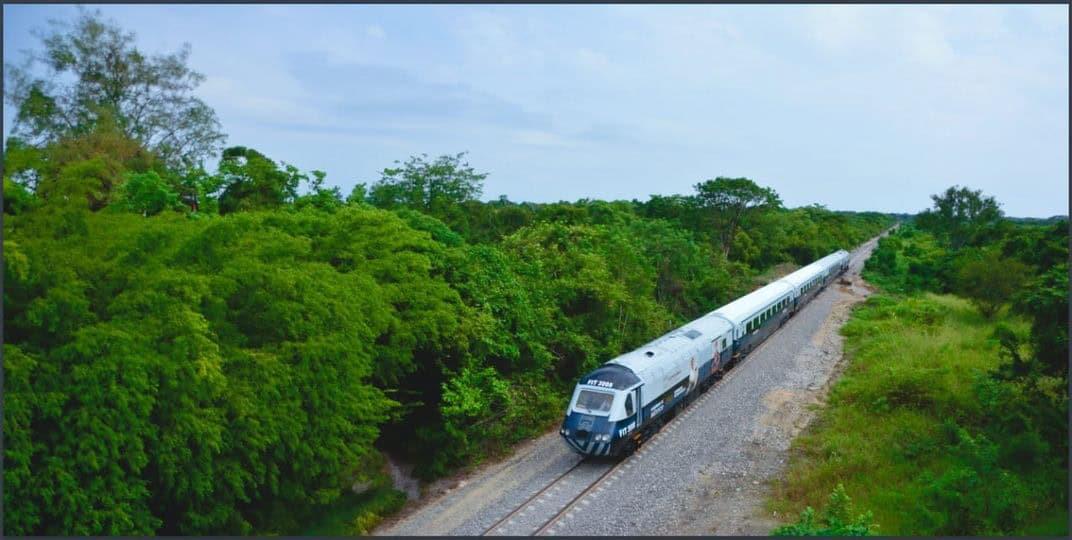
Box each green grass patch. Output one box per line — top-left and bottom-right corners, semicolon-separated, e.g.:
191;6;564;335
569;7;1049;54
768;293;1066;536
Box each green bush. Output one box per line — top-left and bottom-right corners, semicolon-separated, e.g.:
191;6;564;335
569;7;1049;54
771;484;875;536
349;489;407;535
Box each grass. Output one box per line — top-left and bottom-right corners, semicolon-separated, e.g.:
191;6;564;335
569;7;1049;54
299;486;407;536
766;292;1055;535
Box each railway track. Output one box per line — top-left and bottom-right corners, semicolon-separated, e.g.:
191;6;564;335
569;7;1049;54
480;328;781;537
481;458;612;536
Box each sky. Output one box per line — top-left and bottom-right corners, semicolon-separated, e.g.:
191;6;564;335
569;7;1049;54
3;4;1068;217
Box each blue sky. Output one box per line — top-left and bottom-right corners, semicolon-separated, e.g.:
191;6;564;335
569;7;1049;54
4;4;1068;216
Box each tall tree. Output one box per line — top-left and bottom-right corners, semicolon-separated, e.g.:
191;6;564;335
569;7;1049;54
4;8;225;168
694;177;781;259
367;152;486;213
915;185;1003;249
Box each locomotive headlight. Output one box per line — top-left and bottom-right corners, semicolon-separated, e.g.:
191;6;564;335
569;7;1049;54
561;428;570;436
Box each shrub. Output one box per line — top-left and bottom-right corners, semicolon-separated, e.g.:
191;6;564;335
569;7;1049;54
771;484;876;536
349;489;407;535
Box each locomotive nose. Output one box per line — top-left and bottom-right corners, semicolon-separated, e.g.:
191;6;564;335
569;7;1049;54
561;424;596;454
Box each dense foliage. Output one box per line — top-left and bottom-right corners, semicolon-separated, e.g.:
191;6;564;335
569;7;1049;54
772;187;1068;536
3;12;894;536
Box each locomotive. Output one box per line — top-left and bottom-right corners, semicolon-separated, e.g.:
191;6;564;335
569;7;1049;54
559;250;851;457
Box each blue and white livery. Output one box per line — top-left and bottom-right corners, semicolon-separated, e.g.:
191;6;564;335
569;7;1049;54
560;249;850;456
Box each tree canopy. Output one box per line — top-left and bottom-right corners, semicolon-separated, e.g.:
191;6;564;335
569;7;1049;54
366;152;486;212
4;8;225;168
915;185;1003;249
694;176;782;258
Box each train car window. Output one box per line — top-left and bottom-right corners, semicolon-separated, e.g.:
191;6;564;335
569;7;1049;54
575;390;614;414
625;394;634;416
721;338;727;349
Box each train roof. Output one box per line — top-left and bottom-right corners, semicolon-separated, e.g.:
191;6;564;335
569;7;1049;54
579;363;641;390
608;315;733;382
777;260;827;288
776;250;850;288
709;280;794;327
817;250;850;267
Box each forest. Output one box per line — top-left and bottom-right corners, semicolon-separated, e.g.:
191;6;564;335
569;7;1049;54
771;187;1069;535
1;12;894;535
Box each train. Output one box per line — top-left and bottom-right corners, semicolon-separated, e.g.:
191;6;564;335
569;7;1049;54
559;249;851;457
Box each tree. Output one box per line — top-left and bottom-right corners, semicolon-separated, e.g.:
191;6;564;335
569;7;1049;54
1013;263;1069;377
4;137;46;191
111;171;182;216
4;8;225;168
4;177;38;215
33;112;159;210
694;177;781;259
215;146;303;214
367;153;486;213
954;249;1029;319
915;186;1003;249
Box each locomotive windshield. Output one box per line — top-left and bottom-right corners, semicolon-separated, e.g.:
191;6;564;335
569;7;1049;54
574;389;614;414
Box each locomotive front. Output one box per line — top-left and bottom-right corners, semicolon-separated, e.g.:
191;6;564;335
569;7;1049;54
559;364;641;457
